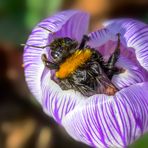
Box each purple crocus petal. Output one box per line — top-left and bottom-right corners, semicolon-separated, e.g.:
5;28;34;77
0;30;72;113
88;30;147;89
23;10;89;103
41;69;84;123
88;28;116;48
95;40;137;64
112;56;148;90
23;10;148;148
103;19;148;71
62;82;148;147
87;20;148;90
55;12;89;41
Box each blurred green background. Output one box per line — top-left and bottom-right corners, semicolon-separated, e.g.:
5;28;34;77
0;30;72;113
0;0;148;148
0;0;148;44
0;0;62;44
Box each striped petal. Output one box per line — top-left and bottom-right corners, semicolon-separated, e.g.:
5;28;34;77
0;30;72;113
112;56;148;90
87;22;148;89
23;10;89;103
87;28;116;48
23;11;148;148
62;82;148;147
41;69;85;123
103;19;148;71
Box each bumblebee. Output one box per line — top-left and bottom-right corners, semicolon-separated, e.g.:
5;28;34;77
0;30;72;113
24;26;122;96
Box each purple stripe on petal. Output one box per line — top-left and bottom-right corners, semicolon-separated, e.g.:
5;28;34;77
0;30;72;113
24;11;148;148
112;56;148;90
56;12;89;41
88;28;116;48
41;71;83;123
62;82;148;147
23;10;89;103
104;19;148;71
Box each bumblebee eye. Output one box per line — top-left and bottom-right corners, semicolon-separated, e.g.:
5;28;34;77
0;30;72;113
51;49;63;60
51;51;59;59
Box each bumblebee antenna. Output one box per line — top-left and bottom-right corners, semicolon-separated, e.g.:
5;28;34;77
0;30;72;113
21;44;49;49
21;26;56;49
38;25;53;33
38;25;56;39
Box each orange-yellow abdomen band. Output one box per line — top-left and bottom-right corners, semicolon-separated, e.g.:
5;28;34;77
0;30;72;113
56;49;92;79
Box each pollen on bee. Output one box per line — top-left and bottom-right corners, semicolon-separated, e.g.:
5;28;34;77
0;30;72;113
105;86;117;96
56;49;92;79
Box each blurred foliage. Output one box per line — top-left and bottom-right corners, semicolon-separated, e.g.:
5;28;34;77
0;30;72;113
0;0;61;44
130;134;148;148
0;0;147;44
25;0;62;29
0;0;26;44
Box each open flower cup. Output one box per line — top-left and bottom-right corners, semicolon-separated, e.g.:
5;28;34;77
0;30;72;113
23;10;148;148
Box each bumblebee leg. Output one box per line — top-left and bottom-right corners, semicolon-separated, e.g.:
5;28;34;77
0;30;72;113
106;33;121;79
41;54;59;69
79;35;90;49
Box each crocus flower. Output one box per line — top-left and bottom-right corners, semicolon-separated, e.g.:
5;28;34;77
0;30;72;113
23;10;148;148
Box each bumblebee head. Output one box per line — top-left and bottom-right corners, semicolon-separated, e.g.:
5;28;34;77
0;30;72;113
49;37;78;63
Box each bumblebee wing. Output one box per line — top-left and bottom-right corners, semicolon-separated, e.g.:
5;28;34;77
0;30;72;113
59;76;95;96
